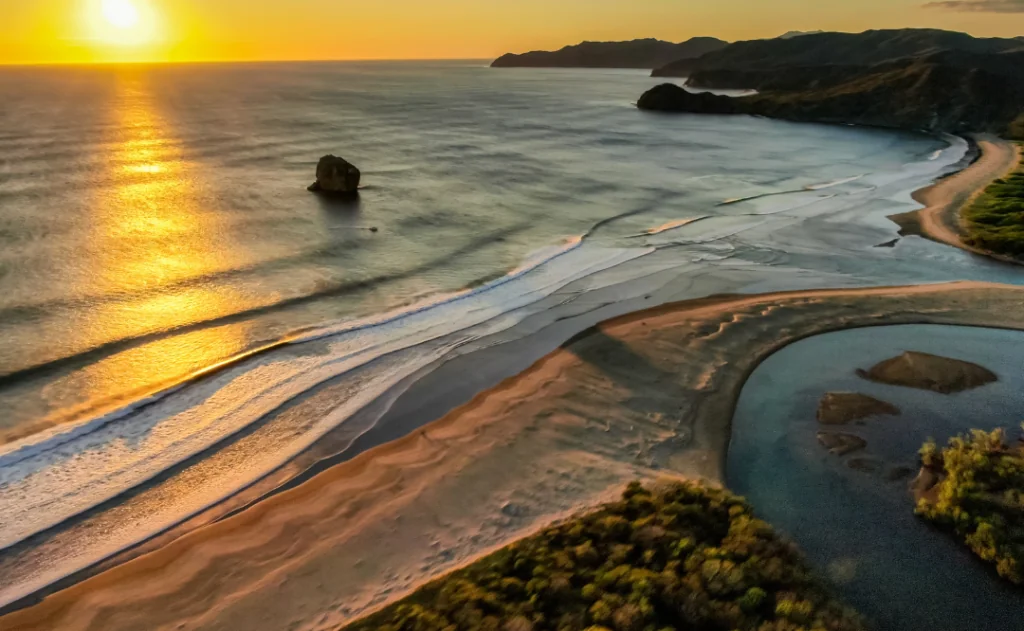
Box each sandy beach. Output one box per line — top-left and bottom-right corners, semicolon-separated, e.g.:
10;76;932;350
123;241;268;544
4;280;1024;631
891;134;1021;261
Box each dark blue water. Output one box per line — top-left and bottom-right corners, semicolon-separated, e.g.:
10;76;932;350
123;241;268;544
730;325;1024;631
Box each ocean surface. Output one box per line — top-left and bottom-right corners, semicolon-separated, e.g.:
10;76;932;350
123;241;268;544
730;325;1024;631
0;60;1021;607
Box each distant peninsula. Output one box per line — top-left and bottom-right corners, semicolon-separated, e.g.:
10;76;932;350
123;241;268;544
491;37;727;69
639;29;1024;139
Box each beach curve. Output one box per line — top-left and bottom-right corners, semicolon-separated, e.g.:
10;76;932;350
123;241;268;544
891;134;1022;263
4;281;1024;631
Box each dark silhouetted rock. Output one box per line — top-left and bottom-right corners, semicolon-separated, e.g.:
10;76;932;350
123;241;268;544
857;351;997;394
818;432;867;456
492;37;727;69
847;457;883;473
636;84;739;114
309;155;361;195
817;392;900;426
886;466;915;482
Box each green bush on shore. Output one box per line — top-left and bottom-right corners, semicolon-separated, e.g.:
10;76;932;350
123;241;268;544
916;425;1024;586
344;481;865;631
963;150;1024;258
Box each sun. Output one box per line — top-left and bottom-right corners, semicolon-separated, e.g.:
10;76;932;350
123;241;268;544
84;0;165;56
102;0;141;29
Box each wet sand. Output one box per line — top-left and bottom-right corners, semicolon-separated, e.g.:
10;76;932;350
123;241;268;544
5;281;1024;631
891;134;1021;263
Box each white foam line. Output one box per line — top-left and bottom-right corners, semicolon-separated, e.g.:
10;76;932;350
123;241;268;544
0;237;588;468
626;216;710;238
804;174;865;190
0;244;653;553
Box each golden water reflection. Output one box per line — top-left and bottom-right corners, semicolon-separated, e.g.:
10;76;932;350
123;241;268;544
57;70;256;417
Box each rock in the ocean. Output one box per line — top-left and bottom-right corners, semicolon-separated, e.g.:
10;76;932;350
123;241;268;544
817;392;900;425
846;457;883;473
817;432;867;456
309;155;361;194
636;83;740;113
886;466;915;482
857;351;997;394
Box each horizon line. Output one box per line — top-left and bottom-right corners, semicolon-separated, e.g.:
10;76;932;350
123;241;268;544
0;56;499;69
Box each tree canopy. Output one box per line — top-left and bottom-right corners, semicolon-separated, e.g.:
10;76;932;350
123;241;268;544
344;481;865;631
916;425;1024;585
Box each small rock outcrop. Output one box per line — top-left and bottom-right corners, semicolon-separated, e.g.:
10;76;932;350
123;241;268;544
817;392;901;425
817;432;867;456
309;155;361;195
846;457;883;473
636;83;739;114
857;351;997;394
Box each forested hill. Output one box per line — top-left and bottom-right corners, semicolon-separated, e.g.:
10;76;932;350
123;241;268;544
492;37;728;69
651;28;1024;79
638;30;1024;139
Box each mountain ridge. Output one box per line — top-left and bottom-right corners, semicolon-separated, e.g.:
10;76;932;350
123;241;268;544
491;37;728;69
639;30;1024;139
652;28;1024;79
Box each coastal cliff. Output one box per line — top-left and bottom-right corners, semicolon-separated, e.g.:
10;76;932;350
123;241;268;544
492;37;727;69
638;33;1024;139
651;28;1024;79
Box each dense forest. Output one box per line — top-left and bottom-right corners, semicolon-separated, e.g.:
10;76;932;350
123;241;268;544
964;152;1024;258
916;426;1024;585
345;481;865;631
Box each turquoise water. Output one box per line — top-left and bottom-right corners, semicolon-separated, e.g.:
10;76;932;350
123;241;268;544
730;325;1024;631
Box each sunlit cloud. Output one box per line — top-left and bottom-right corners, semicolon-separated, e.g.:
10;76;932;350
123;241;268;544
923;0;1024;12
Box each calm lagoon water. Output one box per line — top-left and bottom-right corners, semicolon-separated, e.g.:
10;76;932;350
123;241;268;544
730;325;1024;631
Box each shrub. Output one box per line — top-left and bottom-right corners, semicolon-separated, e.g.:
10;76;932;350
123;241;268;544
915;427;1024;585
344;482;865;631
963;154;1024;258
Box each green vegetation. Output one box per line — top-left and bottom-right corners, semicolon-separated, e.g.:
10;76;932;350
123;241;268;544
964;150;1024;258
1008;115;1024;142
915;426;1024;586
345;482;865;631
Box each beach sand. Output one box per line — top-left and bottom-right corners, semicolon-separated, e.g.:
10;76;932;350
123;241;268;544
890;134;1021;262
4;280;1024;631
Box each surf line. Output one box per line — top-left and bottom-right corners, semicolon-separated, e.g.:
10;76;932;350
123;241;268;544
719;174;865;206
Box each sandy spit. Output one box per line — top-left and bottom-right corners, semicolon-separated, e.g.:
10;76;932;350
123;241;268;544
4;281;1024;631
890;134;1021;263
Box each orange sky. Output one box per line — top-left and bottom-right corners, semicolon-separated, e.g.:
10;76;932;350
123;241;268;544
2;0;1023;65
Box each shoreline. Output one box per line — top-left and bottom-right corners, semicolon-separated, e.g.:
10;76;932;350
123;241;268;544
0;125;972;616
0;130;1015;629
5;281;1024;631
890;133;1022;265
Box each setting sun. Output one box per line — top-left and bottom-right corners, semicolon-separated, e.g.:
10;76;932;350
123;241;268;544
102;0;141;29
77;0;166;59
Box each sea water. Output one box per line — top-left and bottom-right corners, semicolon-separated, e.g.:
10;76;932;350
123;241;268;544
0;60;1018;607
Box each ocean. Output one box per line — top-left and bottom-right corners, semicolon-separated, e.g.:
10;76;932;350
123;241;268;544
0;60;1018;607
